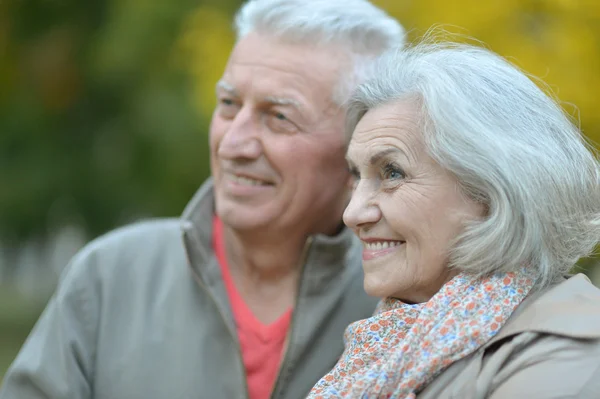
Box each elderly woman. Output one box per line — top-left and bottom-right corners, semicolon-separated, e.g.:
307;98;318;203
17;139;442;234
308;39;600;398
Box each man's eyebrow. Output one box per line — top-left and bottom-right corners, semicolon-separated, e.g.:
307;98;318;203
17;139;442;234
216;80;237;95
215;82;300;109
263;95;301;109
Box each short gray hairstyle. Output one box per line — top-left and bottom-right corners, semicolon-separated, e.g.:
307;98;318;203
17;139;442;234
346;39;600;289
233;0;405;104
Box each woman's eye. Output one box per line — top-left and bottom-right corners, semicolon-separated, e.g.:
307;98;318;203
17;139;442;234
388;170;403;179
382;163;405;180
274;112;287;120
220;98;234;106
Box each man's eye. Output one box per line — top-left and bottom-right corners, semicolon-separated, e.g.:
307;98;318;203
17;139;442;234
267;111;297;134
217;98;240;119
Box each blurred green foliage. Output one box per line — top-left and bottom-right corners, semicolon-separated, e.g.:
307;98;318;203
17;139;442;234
2;0;600;249
0;0;241;250
0;286;43;382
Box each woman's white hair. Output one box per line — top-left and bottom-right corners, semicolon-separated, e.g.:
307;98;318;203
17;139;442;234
346;38;600;289
233;0;405;104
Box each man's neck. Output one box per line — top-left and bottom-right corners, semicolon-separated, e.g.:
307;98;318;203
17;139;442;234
222;225;309;324
224;226;308;278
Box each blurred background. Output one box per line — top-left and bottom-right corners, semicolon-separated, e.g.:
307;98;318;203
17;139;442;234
1;0;599;380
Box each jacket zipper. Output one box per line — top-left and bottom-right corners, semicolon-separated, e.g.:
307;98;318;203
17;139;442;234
269;236;314;399
183;230;251;399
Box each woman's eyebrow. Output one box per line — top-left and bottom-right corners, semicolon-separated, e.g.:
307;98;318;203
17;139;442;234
369;148;405;165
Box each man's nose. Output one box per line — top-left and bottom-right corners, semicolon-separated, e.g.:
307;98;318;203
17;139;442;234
217;108;262;160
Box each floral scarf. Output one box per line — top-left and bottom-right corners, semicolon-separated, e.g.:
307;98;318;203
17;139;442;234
307;269;537;398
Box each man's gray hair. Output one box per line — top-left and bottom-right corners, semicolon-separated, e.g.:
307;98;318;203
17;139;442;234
233;0;405;104
346;38;600;289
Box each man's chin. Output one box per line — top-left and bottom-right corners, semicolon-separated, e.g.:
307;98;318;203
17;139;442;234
216;206;272;232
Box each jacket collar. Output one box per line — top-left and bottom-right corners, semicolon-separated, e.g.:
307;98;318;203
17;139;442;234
179;178;358;291
486;273;600;347
180;178;215;268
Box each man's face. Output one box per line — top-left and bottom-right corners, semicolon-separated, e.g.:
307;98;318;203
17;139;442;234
209;32;351;235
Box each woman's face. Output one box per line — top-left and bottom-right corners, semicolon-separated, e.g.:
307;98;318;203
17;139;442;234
344;100;484;303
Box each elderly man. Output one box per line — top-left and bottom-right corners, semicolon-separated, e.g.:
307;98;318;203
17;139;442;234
0;1;404;398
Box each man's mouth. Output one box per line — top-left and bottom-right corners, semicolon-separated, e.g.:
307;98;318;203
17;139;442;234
227;173;273;186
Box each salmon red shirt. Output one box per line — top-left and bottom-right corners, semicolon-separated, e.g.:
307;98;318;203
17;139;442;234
213;216;292;399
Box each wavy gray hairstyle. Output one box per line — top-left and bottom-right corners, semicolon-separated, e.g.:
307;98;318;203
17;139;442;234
233;0;405;104
346;40;600;289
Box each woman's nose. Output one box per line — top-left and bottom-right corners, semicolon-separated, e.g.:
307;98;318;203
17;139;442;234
343;179;382;229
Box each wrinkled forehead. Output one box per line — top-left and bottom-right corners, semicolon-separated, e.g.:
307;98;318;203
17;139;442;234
223;32;347;107
347;101;424;159
229;31;348;72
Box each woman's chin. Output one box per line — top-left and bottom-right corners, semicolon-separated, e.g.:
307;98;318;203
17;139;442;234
364;280;396;299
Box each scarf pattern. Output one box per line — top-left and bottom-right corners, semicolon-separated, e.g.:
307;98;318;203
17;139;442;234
308;269;536;398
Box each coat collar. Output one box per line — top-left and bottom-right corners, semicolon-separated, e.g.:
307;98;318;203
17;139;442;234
486;273;600;347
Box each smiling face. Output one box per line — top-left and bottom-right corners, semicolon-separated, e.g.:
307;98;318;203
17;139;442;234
209;32;351;237
343;100;484;303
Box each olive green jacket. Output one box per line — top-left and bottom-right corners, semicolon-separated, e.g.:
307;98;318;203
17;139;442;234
0;180;378;399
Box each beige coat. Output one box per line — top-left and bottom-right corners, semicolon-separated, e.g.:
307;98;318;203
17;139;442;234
418;273;600;398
